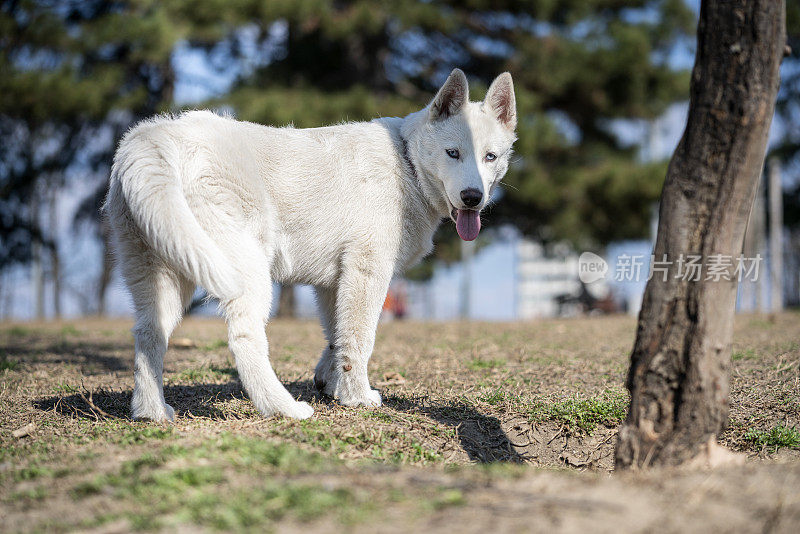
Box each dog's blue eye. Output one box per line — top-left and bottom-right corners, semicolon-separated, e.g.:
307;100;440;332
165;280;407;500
446;148;459;159
485;152;497;162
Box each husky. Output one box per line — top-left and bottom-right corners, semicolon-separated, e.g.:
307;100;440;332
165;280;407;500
104;69;517;421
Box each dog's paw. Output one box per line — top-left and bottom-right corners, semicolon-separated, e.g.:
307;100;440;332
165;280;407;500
132;402;175;422
339;388;382;407
281;401;314;420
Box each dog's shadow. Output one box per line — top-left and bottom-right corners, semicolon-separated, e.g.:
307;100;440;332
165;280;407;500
34;378;523;463
288;380;524;462
34;382;248;421
381;392;525;463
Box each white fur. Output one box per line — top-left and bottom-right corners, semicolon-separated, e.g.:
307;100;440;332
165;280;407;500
104;69;516;421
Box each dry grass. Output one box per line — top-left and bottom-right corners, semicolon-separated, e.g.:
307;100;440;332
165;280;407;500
1;313;799;532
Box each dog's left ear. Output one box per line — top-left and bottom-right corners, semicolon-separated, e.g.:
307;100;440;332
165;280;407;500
484;72;516;131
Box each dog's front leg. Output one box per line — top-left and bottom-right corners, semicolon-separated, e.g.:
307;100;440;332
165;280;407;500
325;253;391;407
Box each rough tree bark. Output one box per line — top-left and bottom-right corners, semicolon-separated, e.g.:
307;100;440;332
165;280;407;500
615;0;785;469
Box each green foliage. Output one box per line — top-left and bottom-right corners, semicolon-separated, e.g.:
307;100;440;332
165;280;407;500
175;363;237;383
222;0;695;249
0;353;18;371
744;425;800;452
70;433;368;530
201;339;229;351
467;357;507;370
528;389;628;433
732;348;757;361
116;426;174;445
1;0;697;273
478;388;519;405
3;326;30;337
59;325;81;336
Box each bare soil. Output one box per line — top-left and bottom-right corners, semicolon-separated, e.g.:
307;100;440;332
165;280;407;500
1;313;798;532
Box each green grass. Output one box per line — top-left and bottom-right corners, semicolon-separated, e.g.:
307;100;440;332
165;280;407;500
744;425;800;452
528;389;628;433
9;486;48;502
175;363;237;383
13;464;55;482
363;411;394;423
60;324;81;336
0;353;18;371
478;389;520;406
3;325;31;337
202;339;228;351
428;488;466;510
732;348;757;361
209;433;332;474
286;419;441;464
52;383;78;394
69;433;371;531
467;357;506;370
116;426;174;445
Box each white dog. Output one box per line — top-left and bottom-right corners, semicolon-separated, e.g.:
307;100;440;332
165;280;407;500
104;69;516;421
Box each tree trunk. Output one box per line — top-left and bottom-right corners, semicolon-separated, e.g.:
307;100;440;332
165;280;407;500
276;284;296;318
30;188;45;320
768;157;784;313
615;0;785;469
48;188;61;319
97;221;113;316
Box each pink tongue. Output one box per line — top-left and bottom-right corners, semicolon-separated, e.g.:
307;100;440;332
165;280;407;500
456;209;481;241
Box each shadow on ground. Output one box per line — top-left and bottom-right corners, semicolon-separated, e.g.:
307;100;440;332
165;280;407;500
34;378;523;463
383;393;526;463
287;379;524;463
4;340;132;373
33;382;246;421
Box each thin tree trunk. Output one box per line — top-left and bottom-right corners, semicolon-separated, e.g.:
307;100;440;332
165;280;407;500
742;173;766;312
48;188;61;319
97;219;113;316
30;188;45;320
276;284;296;318
49;244;61;318
615;0;785;469
768;157;784;313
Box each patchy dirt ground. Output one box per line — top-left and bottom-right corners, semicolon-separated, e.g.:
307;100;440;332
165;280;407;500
1;313;798;532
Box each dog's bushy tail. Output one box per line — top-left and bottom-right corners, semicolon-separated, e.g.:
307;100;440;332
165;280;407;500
107;122;241;300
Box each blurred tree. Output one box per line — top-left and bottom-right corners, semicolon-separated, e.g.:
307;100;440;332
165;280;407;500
223;0;696;254
1;0;697;316
766;3;798;305
0;0;246;314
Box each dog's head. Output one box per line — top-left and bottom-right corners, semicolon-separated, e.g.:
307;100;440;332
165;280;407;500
411;68;517;241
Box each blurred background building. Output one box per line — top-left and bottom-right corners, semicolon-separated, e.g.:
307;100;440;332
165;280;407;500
1;0;798;321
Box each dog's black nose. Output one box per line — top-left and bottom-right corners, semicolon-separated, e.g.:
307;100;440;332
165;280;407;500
460;188;483;208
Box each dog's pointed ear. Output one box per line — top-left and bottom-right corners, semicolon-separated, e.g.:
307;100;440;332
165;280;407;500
484;72;516;131
429;68;469;121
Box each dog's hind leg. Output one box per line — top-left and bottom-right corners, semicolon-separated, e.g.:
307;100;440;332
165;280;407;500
313;285;337;392
223;280;314;420
129;267;194;422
